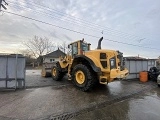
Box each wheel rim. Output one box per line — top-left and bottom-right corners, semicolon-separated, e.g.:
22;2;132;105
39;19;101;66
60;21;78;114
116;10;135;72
52;68;57;76
75;70;85;84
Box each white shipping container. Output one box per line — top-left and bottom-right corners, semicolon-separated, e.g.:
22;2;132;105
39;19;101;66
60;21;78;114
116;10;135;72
0;55;25;89
125;58;156;79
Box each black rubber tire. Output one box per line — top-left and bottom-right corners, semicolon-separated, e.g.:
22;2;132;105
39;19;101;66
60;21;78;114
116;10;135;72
45;72;51;77
71;64;97;92
158;84;160;87
51;65;65;81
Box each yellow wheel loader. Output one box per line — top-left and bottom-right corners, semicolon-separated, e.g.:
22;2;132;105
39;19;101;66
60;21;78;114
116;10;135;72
51;37;129;91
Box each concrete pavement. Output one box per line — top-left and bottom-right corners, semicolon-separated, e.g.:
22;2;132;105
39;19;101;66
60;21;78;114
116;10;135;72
0;78;158;120
25;70;71;88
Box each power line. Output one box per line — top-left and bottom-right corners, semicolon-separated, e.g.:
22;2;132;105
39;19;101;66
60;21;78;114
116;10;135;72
27;0;159;37
7;0;144;40
0;0;8;10
27;0;143;37
7;1;124;35
8;2;145;42
2;10;160;51
9;0;159;42
8;4;102;31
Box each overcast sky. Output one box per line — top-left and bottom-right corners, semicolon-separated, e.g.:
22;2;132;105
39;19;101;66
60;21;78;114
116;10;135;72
0;0;160;58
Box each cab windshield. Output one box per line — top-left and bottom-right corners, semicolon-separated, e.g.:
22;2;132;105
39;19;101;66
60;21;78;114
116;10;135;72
81;42;88;51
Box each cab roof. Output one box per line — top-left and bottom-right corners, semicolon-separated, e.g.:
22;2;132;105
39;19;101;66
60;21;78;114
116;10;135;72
70;40;82;45
70;40;90;45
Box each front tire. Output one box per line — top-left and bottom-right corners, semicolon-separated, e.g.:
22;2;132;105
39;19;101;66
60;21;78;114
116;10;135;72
51;65;65;81
72;64;96;92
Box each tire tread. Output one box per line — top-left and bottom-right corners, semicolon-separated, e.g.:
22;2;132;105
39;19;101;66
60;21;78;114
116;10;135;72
72;64;97;91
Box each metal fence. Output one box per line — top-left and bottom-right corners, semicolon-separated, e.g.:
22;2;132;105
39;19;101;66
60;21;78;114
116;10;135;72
0;54;25;90
125;59;156;79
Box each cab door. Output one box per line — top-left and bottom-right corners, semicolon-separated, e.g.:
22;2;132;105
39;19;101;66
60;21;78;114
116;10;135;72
72;42;78;57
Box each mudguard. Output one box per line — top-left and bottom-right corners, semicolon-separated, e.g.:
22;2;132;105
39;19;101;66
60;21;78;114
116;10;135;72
72;55;101;73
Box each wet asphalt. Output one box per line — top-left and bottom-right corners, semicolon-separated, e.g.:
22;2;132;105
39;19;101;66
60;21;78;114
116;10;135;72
0;70;159;120
72;87;160;120
25;70;71;88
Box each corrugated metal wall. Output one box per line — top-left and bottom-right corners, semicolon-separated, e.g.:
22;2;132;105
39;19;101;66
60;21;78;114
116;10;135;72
0;55;25;89
125;59;156;79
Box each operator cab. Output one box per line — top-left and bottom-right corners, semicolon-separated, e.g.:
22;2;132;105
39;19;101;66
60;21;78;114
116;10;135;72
68;39;91;57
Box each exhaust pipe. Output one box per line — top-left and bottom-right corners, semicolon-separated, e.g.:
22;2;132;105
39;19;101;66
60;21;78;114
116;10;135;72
97;37;103;49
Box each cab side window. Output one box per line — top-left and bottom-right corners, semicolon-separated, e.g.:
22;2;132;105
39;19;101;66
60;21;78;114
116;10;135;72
72;43;78;56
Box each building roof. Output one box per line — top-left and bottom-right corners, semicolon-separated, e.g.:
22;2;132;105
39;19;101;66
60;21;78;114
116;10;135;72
44;49;66;58
0;54;24;58
125;56;157;61
125;56;146;60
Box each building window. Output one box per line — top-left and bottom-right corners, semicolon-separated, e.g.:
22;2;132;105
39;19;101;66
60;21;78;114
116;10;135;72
50;59;55;62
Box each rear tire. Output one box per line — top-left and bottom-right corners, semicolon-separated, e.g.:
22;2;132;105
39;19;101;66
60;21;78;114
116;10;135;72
41;68;51;77
51;65;65;81
72;64;96;92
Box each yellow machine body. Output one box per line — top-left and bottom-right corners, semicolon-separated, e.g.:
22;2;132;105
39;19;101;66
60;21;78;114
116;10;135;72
58;38;129;84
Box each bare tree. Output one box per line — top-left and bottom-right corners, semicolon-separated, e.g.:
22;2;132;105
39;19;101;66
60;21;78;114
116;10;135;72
19;49;33;58
19;49;36;67
22;36;56;66
23;36;55;58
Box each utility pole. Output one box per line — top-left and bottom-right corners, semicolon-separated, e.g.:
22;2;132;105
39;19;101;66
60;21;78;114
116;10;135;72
0;0;2;10
0;0;8;11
